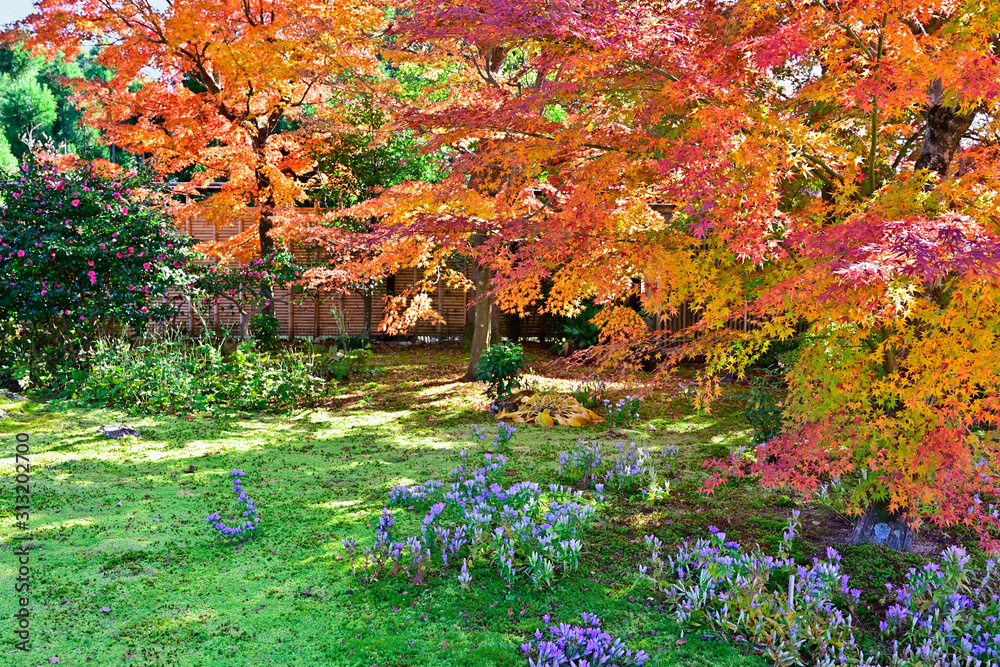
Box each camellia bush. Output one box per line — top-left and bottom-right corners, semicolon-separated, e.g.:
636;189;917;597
0;152;192;388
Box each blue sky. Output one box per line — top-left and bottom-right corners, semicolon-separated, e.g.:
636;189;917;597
1;0;36;28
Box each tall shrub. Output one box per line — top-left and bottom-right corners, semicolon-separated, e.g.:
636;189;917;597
0;152;191;388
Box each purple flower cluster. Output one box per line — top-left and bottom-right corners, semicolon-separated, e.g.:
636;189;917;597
558;440;603;485
640;515;1000;666
472;421;518;453
360;451;598;589
520;613;649;667
205;469;260;540
641;511;860;665
879;546;1000;664
558;441;674;494
604;396;641;428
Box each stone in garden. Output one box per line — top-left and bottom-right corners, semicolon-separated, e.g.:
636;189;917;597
2;390;27;401
0;408;8;420
847;504;913;551
96;424;139;439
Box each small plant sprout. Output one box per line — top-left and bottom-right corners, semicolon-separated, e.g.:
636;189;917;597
343;537;358;575
603;395;642;429
472;421;518;453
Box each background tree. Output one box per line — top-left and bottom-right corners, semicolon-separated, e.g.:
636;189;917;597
10;0;386;262
0;44;111;164
286;95;447;339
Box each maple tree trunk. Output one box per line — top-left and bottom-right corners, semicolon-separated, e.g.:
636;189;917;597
361;291;372;341
914;80;977;178
848;500;914;551
256;164;276;316
490;296;502;341
464;242;493;381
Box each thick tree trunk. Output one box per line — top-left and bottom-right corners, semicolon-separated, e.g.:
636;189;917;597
460;317;475;353
914;79;977;179
848;500;914;551
464;235;494;381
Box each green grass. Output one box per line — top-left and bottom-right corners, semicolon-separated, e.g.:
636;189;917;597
0;345;914;666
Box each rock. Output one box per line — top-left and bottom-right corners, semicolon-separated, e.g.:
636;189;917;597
0;408;8;420
96;424;139;440
848;502;914;551
2;390;27;401
644;424;657;431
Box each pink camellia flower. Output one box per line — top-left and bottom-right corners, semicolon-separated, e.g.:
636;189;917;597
143;263;150;270
140;306;148;312
65;310;70;315
40;290;47;296
116;252;123;259
113;192;122;200
83;186;90;192
120;207;128;215
88;270;97;285
128;247;134;253
88;260;95;266
12;192;19;199
17;250;25;257
72;199;80;206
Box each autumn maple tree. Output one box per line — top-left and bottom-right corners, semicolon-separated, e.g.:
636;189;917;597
354;0;1000;548
9;0;386;262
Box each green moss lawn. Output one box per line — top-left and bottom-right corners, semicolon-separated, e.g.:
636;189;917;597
0;346;940;666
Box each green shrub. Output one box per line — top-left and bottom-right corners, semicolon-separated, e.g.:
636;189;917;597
740;375;784;444
752;336;803;376
334;334;368;352
249;313;281;347
475;341;525;401
550;302;602;354
0;153;194;390
63;335;324;413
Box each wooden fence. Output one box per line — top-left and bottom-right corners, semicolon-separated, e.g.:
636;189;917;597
166;203;805;341
169;213;472;340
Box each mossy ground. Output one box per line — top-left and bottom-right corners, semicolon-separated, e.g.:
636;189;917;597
0;345;939;666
